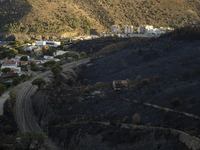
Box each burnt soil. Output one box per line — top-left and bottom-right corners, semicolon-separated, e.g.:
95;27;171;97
32;33;200;150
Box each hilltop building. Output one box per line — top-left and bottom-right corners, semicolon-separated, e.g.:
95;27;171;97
112;25;120;34
36;41;61;47
138;25;153;34
124;25;133;34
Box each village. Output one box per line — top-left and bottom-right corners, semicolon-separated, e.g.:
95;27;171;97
0;24;172;89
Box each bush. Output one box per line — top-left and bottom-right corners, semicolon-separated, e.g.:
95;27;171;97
164;110;171;118
122;116;129;123
96;125;103;132
67;76;74;86
54;55;64;59
43;60;56;67
153;76;160;82
146;122;152;126
112;112;117;117
189;131;197;137
3;125;12;133
93;82;109;90
158;107;164;112
156;142;161;149
80;52;87;58
132;113;140;125
12;77;19;86
171;98;181;106
142;78;151;86
130;130;136;138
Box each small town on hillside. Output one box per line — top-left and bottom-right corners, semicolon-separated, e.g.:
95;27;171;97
0;24;173;83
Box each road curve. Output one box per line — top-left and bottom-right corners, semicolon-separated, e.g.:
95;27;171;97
14;58;90;150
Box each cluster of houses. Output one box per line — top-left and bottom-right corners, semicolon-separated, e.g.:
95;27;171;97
0;41;69;76
108;25;172;35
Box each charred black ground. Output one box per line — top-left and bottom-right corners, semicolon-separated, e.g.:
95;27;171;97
32;32;200;150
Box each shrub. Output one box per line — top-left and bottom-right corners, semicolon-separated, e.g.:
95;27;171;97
164;110;171;118
96;125;103;132
86;119;92;124
54;55;64;59
142;78;151;86
84;88;90;94
80;52;87;58
93;82;109;90
13;77;19;86
67;76;74;86
153;76;160;82
189;131;197;137
3;125;12;133
122;116;129;123
112;112;117;117
146;122;152;126
43;60;56;67
132;113;140;125
156;142;161;149
158;107;164;112
171;98;181;106
130;130;136;138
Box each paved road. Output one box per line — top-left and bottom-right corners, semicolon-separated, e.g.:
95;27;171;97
0;91;10;115
14;58;90;150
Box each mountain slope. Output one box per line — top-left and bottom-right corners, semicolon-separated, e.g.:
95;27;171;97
0;0;200;37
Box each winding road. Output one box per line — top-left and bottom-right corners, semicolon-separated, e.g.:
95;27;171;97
14;58;90;150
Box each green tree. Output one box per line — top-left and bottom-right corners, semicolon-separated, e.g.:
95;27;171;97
32;78;45;89
9;48;18;57
0;84;7;96
54;55;64;59
20;56;28;61
72;54;78;60
51;63;63;78
13;77;19;86
43;60;56;67
1;68;11;74
80;52;87;58
16;131;46;150
20;74;26;79
45;47;56;56
0;45;7;50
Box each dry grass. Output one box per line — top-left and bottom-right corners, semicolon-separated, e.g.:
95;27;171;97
0;0;200;36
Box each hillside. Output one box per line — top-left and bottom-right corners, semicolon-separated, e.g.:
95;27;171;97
30;31;200;149
0;0;200;38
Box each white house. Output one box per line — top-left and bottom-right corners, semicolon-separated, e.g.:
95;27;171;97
1;61;21;73
53;50;68;57
36;41;61;47
28;60;42;64
42;59;60;63
44;55;54;59
24;46;38;51
112;25;120;33
150;28;161;35
15;54;30;60
124;25;133;34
